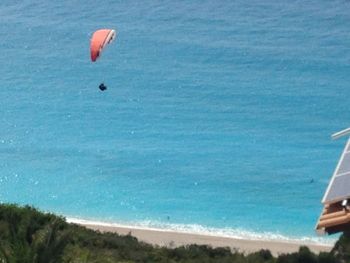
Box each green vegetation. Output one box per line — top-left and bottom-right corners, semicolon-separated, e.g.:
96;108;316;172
0;204;348;262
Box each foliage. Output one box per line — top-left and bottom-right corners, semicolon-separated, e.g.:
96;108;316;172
0;204;346;262
331;232;350;263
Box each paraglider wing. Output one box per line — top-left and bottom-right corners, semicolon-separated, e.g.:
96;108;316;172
90;29;116;62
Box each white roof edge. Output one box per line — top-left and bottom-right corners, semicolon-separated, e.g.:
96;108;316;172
332;127;350;140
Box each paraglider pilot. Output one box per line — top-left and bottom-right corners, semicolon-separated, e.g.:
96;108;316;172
99;83;107;91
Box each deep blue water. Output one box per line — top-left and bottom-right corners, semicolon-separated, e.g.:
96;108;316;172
1;0;350;243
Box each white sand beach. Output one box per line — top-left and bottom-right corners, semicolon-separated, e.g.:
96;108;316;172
68;219;333;256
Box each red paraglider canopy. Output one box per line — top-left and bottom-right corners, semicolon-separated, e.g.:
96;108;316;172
90;29;116;62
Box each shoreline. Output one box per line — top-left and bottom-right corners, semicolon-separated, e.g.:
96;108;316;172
67;218;334;256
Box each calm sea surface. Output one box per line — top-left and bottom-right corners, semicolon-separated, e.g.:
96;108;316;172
1;0;350;243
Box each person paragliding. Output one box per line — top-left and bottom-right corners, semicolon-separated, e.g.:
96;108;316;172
99;83;107;91
90;29;117;91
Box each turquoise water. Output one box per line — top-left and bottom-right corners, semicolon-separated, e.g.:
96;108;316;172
1;0;350;243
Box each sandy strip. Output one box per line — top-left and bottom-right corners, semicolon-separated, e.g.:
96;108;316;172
73;222;333;256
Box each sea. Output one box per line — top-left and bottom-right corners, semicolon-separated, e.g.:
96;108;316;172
1;0;350;245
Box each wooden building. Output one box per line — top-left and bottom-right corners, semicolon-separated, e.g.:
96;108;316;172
316;128;350;234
